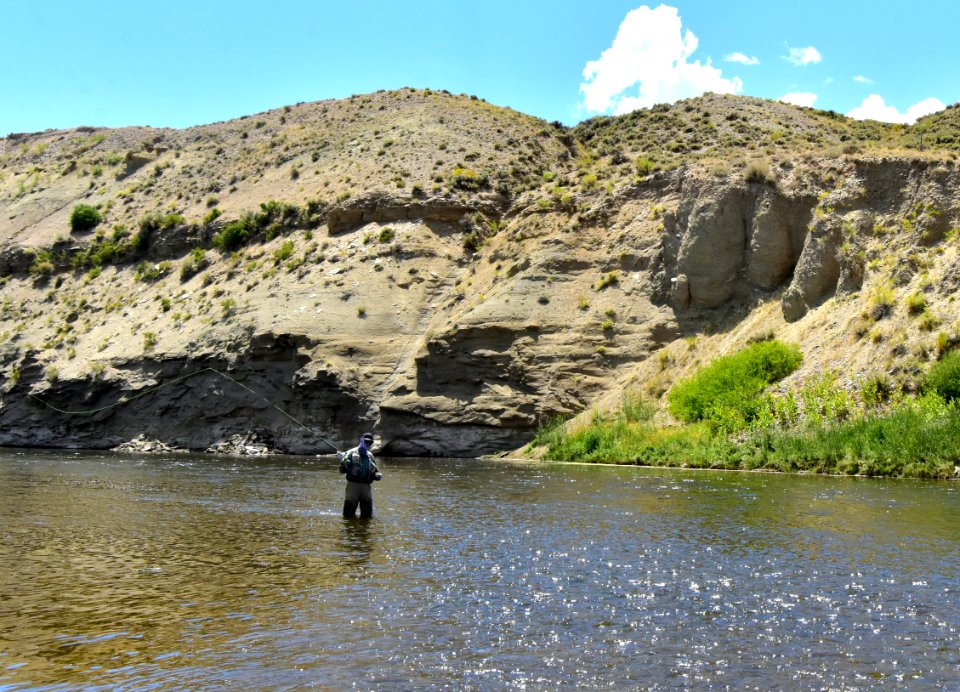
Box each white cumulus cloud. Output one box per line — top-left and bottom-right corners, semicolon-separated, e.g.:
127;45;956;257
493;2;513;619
784;46;822;66
853;75;873;84
725;52;759;66
580;4;743;115
779;92;818;108
847;95;946;124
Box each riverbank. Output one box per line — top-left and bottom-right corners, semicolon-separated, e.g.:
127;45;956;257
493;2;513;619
530;392;960;479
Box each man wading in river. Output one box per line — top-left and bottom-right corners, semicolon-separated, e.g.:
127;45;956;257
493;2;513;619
338;432;382;518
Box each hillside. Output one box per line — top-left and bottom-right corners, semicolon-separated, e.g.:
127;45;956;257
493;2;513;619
1;90;960;456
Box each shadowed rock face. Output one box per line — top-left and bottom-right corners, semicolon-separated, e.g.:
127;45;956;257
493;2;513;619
0;343;372;454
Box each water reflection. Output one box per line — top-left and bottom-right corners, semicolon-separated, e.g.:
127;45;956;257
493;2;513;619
337;517;378;568
1;451;959;689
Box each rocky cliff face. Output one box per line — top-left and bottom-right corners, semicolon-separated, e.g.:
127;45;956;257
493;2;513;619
2;91;959;455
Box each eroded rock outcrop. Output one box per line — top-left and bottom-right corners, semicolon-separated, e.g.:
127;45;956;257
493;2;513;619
670;179;813;309
326;192;506;234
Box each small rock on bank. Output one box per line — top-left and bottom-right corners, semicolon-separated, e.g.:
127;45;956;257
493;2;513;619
114;435;185;454
205;432;275;456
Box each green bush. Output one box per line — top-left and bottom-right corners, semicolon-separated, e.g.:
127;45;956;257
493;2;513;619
924;350;960;401
131;212;182;254
202;207;222;226
595;271;619;290
72;234;126;270
220;298;237;318
534;413;732;468
180;248;209;281
449;167;489;191
211;201;304;251
462;230;483;253
256;200;303;228
618;392;652;423
213;217;254;251
635;157;656;175
29;249;56;279
70;204;101;232
135;260;172;282
272;240;295;264
668;340;802;428
861;373;892;408
906;292;928;315
869;284;895;319
534;357;958;478
139;211;184;234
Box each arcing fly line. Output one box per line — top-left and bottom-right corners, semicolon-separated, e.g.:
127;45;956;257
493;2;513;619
27;366;341;454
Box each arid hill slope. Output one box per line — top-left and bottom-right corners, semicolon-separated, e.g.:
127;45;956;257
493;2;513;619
2;90;959;455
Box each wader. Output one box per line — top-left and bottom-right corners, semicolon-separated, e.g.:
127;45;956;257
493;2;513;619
343;480;373;518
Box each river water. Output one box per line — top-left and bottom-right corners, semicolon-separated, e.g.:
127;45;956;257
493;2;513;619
1;450;958;689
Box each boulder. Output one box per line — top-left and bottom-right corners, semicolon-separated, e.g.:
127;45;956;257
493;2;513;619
671;274;691;311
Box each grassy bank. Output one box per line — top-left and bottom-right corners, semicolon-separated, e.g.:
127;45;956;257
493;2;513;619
534;397;960;479
532;343;960;480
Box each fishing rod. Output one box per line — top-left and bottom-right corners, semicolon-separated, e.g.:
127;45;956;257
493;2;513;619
27;366;343;455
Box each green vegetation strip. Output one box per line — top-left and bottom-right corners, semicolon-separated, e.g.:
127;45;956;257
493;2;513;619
534;341;960;480
535;398;960;479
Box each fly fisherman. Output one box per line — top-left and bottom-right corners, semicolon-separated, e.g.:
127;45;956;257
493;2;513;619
338;432;382;518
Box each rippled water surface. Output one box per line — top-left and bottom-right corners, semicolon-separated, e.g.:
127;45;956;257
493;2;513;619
1;450;959;689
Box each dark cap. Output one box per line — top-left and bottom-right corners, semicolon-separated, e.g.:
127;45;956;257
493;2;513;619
361;432;375;443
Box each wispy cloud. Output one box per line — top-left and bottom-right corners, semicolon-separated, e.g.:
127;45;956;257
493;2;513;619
580;4;742;115
783;45;822;66
725;52;759;66
853;75;873;84
779;92;818;108
847;95;945;124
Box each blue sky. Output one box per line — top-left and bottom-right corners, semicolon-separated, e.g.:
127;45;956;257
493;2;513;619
2;0;957;136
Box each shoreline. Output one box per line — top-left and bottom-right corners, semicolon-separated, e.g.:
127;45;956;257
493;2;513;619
521;456;960;482
4;442;958;483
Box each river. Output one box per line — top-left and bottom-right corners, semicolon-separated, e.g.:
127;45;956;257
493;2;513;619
1;449;958;689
